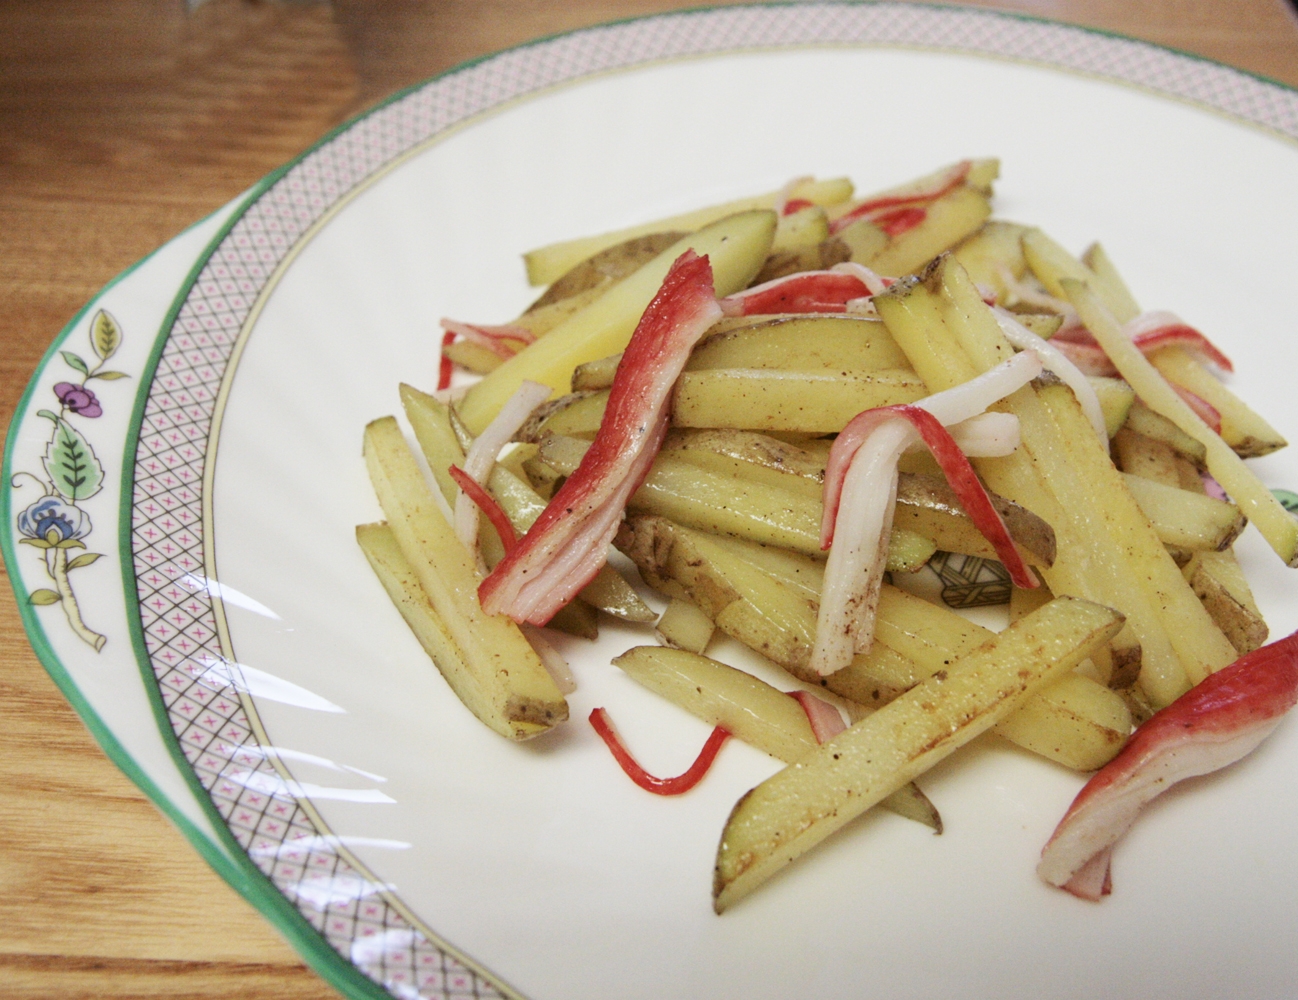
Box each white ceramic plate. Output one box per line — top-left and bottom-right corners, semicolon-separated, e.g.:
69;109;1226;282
7;5;1298;999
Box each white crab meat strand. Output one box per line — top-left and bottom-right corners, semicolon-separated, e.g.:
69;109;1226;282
993;306;1109;450
453;379;551;552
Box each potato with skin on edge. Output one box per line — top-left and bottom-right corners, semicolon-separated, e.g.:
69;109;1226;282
713;596;1126;912
362;417;568;738
459;208;778;434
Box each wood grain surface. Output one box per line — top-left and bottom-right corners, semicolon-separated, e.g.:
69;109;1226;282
2;1;1296;997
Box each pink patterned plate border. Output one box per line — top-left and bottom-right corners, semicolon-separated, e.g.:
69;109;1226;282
115;6;1298;1000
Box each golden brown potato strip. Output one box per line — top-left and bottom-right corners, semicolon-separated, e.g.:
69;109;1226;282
672;367;927;433
686;315;909;373
528;231;685;310
713;596;1125;911
613;645;941;831
361;419;567;739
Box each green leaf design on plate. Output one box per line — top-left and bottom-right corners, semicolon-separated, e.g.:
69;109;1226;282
60;351;89;376
91;309;121;361
43;418;104;501
18;537;53;549
89;370;129;381
1273;489;1298;514
67;552;102;570
29;589;62;606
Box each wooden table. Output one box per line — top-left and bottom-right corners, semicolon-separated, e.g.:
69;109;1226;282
2;1;1296;996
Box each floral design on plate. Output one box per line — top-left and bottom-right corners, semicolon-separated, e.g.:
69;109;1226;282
13;309;129;650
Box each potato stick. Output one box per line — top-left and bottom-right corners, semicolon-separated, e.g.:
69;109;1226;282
357;523;502;729
442;338;502;375
1186;550;1269;655
612;645;941;830
571;352;622;391
655;598;716;653
1123;400;1207;463
1089;376;1135;437
994;672;1132;771
520;390;609;441
686;315;909;373
1021;228;1144;320
460;209;777;434
1121;472;1245;552
1114;427;1185;488
363;417;567;736
862;185;992;277
878;258;1224;706
400;382;465;506
952;220;1031;298
617;514;1131;769
1065;279;1298;568
1038;380;1238;687
1149;346;1288;458
528;233;683;311
770;203;830;254
672;367;927;433
357;522;559;740
1080;243;1142;323
617;645;821;761
713;596;1126;912
524;177;851;286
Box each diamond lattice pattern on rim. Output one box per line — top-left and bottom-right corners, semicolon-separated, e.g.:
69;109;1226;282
127;5;1298;999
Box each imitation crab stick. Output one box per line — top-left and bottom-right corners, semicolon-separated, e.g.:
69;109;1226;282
1038;629;1298;900
811;351;1042;676
479;251;724;625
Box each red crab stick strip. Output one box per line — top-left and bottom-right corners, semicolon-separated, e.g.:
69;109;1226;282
825;405;1039;588
718;270;870;316
821;351;1043;550
448;465;517;552
1047;317;1234;380
479;251;724;624
437;330;456;390
439;318;536;359
1038;629;1298;900
589;708;730;795
828;160;971;235
812;352;1041;676
1126;310;1233;373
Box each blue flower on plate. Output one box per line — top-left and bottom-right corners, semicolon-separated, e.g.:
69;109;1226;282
17;495;91;543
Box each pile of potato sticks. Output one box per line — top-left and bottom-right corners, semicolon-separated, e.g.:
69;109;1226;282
358;160;1292;910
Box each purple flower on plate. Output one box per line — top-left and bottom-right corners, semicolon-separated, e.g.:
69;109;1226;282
17;495;92;542
53;382;102;417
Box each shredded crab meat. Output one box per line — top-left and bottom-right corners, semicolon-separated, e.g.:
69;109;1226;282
993;306;1109;450
947;411;1021;456
718;270;870;316
439;318;536;360
1038;630;1298;900
1123;310;1234;373
453;380;551;554
520;624;576;695
994;263;1080;325
830;261;893;296
479;251;723;625
812;351;1043;676
788;690;847;743
1171;384;1222;434
773;175;813;216
828;160;971;236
